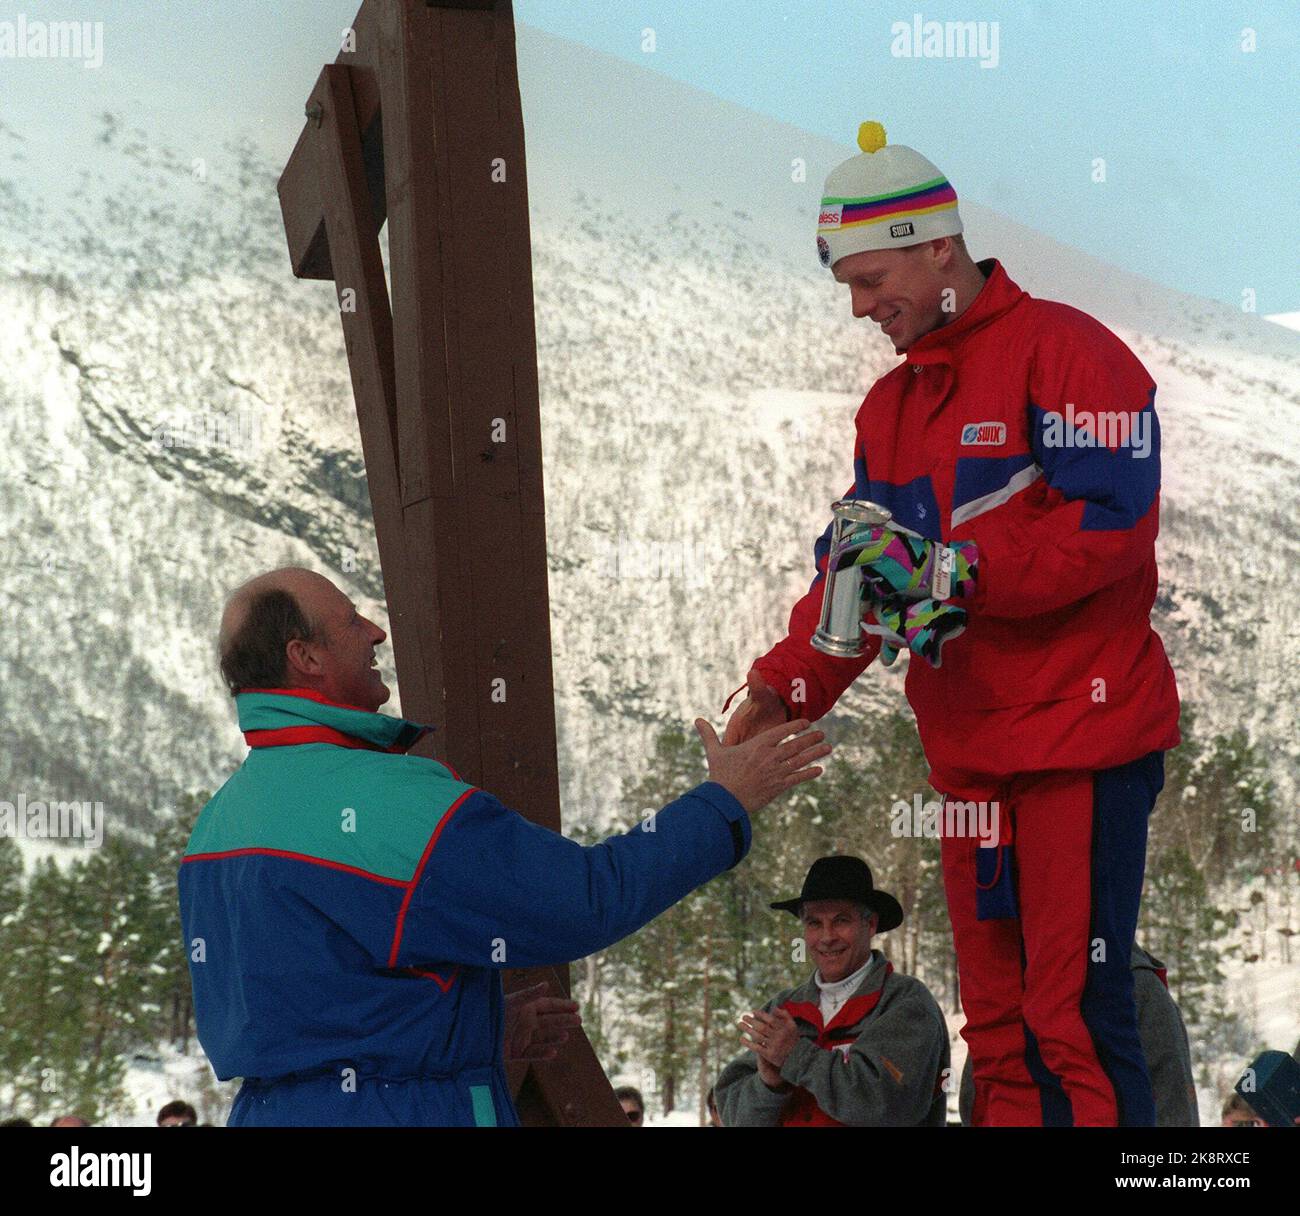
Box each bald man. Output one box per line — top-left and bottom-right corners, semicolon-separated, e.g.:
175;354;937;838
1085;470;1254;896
179;568;830;1127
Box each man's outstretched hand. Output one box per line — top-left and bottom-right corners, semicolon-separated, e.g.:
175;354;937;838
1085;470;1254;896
695;714;830;815
723;670;790;746
503;982;582;1062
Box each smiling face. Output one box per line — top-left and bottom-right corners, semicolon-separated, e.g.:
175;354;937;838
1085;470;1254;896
801;900;877;983
282;571;390;711
831;239;959;352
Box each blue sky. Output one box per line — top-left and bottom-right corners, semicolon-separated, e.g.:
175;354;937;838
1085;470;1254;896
1;0;1295;311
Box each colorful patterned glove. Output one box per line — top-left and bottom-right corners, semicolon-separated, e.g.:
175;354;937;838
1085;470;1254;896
835;526;978;603
862;598;907;668
863;596;969;669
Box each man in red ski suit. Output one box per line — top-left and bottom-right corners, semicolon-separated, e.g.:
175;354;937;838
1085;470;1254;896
725;121;1180;1127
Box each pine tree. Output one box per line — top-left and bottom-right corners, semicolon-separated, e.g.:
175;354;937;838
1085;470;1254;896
140;795;206;1051
0;794;210;1123
1157;707;1278;889
0;837;31;1113
1140;705;1273;1065
53;840;145;1121
1139;846;1240;1053
3;857;87;1120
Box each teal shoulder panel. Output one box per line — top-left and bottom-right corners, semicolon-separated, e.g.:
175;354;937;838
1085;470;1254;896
184;747;476;883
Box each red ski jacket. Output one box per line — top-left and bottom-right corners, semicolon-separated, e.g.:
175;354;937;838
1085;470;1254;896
752;259;1180;793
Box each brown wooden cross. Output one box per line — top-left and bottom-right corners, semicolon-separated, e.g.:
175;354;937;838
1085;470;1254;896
276;0;627;1127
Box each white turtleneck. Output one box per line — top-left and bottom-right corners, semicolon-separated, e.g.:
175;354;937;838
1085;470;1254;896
815;953;875;1025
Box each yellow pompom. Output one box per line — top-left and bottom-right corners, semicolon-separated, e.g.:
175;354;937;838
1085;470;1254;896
857;121;887;155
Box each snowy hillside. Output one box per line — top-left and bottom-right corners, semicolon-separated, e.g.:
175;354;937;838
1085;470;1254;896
1;25;1296;832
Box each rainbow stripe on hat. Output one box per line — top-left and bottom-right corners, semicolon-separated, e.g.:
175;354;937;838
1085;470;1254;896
819;176;958;231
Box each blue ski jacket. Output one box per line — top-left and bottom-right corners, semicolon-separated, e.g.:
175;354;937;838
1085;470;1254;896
179;689;750;1126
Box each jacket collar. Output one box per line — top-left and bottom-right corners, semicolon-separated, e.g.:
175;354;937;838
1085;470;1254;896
782;948;893;1034
904;258;1025;367
235;688;434;754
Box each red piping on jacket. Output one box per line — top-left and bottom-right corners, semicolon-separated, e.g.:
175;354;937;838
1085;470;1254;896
243;725;407;753
387;788;477;968
181;846;408;888
403;965;460;992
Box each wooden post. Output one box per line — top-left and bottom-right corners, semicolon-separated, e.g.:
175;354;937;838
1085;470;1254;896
277;0;627;1127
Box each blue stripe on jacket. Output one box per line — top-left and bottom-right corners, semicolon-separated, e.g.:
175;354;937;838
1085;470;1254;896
1028;388;1160;532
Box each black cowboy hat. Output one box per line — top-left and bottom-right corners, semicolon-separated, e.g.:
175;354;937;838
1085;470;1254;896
770;855;903;932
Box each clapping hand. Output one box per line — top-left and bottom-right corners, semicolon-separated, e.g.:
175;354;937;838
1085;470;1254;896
739;1007;800;1092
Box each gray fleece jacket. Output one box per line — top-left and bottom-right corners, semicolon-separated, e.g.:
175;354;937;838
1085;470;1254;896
715;949;949;1127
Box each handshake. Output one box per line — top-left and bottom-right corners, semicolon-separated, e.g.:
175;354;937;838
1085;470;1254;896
834;524;980;669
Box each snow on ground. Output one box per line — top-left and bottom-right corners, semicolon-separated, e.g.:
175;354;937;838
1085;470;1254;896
120;1043;236;1127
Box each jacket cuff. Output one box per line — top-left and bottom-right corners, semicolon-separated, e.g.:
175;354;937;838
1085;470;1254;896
688;781;752;868
779;1036;819;1085
745;1072;792;1117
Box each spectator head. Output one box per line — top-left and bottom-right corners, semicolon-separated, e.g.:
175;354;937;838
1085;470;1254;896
1;1117;32;1127
771;856;903;982
157;1100;198;1127
1220;1091;1266;1128
49;1115;91;1128
219;568;389;711
798;899;878;983
614;1086;644;1126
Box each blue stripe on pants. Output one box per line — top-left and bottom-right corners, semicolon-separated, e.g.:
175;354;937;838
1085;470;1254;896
1079;750;1165;1127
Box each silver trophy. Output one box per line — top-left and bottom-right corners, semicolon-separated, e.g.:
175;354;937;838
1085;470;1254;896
810;499;894;657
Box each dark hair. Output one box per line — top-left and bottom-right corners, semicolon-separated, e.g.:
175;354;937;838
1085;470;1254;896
613;1086;644;1111
1221;1091;1257;1119
157;1100;198;1126
220;588;318;696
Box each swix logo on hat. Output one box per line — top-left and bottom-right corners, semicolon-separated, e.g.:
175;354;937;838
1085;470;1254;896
961;422;1007;446
890;221;915;238
818;203;843;229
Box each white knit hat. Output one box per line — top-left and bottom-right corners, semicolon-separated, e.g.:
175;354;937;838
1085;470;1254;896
816;122;963;268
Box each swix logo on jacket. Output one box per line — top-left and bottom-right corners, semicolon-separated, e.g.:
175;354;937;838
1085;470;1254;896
179;690;750;1127
961;421;1006;446
754;259;1180;791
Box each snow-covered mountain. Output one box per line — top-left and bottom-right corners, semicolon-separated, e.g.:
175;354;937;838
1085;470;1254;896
1;25;1296;849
